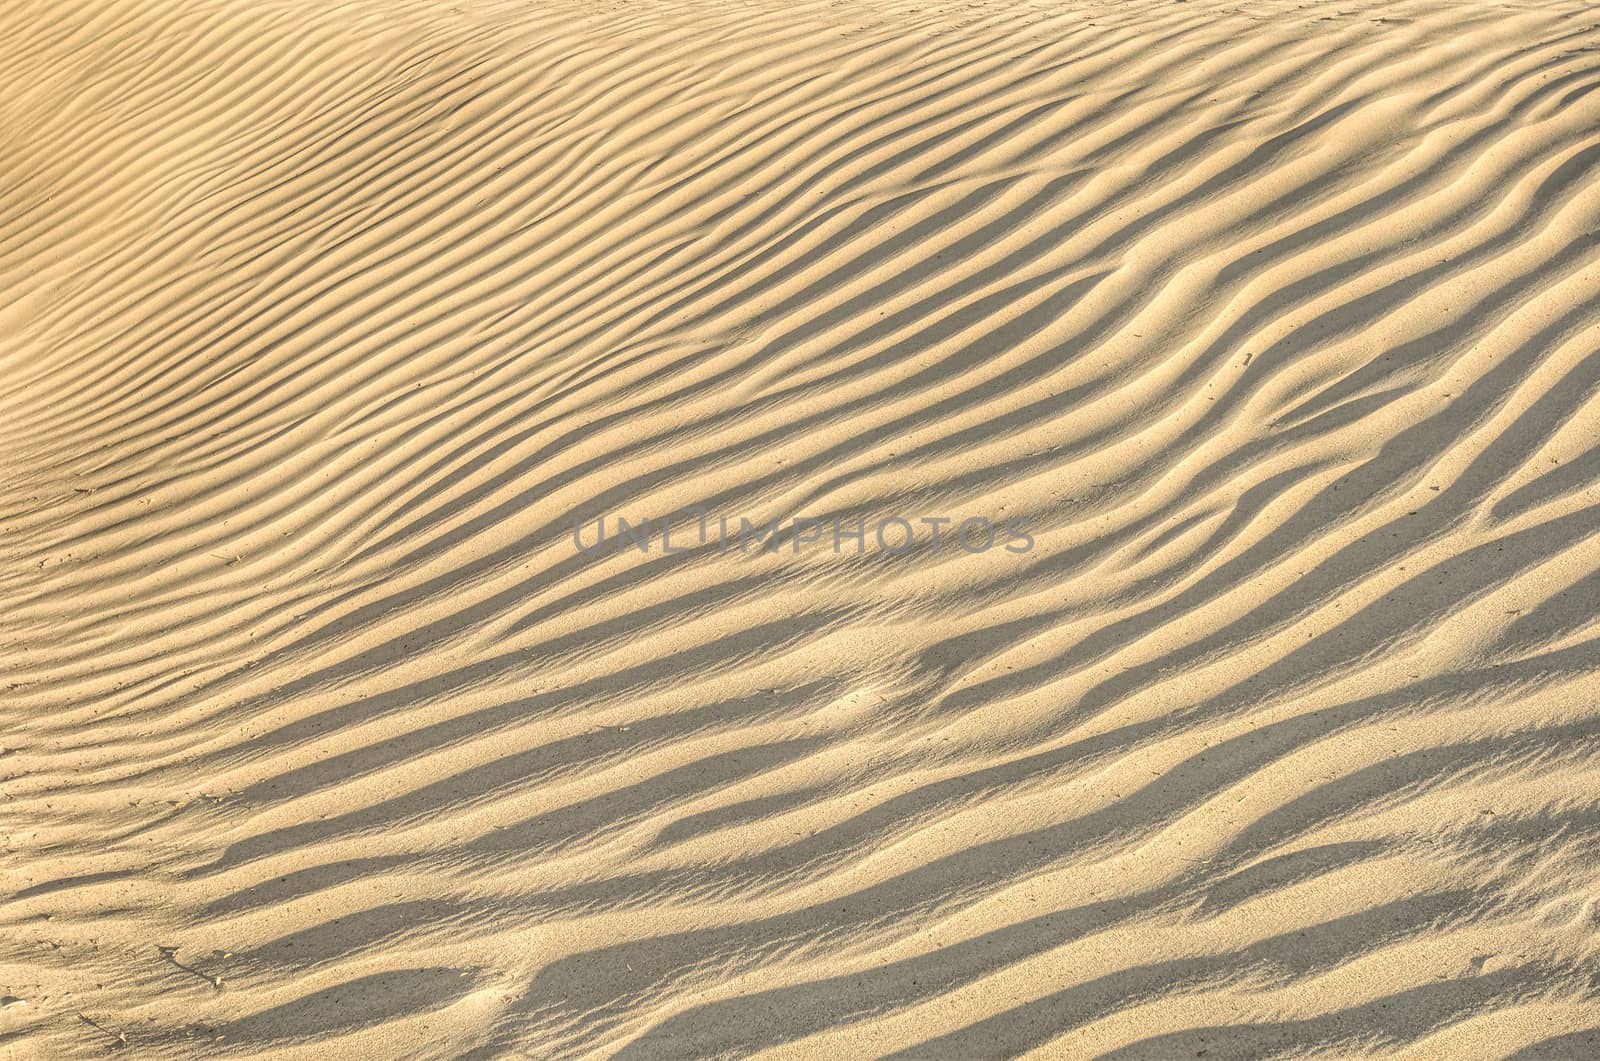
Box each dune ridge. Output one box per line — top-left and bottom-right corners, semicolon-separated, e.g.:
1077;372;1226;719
3;0;1600;1056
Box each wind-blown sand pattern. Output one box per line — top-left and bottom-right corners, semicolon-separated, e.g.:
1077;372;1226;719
3;0;1600;1055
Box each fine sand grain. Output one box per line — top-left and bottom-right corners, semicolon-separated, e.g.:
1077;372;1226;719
3;0;1600;1056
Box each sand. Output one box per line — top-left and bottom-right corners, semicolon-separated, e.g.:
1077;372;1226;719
3;0;1600;1056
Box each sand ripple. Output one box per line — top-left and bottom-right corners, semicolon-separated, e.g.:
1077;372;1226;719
3;0;1600;1055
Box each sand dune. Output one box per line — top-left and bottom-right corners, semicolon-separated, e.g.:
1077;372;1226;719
3;0;1600;1055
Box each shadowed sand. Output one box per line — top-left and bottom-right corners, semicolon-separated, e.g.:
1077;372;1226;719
3;0;1600;1056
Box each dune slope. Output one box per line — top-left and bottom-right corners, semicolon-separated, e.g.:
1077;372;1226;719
3;0;1600;1056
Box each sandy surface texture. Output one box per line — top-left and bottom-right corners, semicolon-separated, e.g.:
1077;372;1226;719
4;0;1600;1056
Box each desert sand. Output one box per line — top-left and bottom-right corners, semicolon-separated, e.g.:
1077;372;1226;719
3;0;1600;1056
